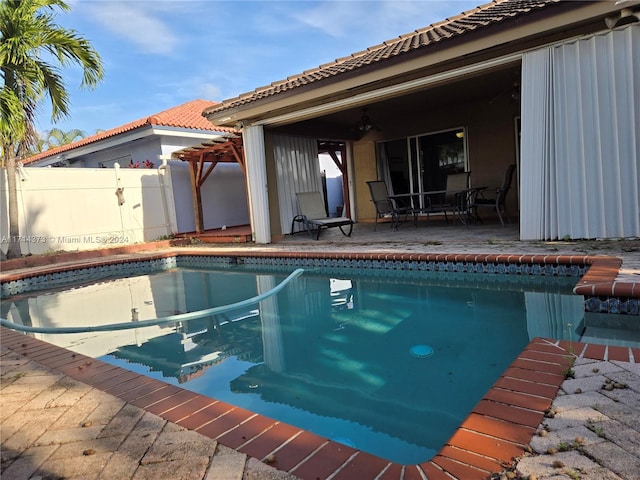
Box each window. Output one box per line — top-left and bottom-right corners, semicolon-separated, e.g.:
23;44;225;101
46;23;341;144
377;127;467;195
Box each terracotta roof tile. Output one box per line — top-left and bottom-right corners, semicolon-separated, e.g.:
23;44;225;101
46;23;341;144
204;0;561;117
25;99;236;165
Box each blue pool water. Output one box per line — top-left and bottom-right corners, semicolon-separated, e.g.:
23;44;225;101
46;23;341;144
3;265;639;464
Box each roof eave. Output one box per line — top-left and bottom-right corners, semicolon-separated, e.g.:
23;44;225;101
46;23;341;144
25;126;157;165
205;0;636;128
25;126;229;166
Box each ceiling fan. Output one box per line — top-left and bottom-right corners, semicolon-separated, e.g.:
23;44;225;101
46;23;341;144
352;108;380;134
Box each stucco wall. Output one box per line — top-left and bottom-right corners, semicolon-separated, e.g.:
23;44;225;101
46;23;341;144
351;94;520;223
73;137;161;168
351;140;379;222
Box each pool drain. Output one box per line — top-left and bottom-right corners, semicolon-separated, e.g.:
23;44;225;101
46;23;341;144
410;344;434;358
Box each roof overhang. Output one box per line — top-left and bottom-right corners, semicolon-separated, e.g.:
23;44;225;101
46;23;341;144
27;126;226;166
250;52;522;128
205;1;637;129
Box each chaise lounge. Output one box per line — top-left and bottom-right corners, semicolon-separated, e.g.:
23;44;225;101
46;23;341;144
291;191;354;240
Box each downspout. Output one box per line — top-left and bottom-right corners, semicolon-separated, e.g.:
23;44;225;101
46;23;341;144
243;125;271;244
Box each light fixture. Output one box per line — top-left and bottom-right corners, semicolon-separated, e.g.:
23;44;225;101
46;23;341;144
605;8;639;29
353;108;380;134
455;131;464;139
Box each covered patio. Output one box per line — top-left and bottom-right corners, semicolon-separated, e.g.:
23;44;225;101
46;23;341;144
200;1;639;245
281;216;520;251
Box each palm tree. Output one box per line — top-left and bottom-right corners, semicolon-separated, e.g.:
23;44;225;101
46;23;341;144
44;127;87;149
0;0;103;258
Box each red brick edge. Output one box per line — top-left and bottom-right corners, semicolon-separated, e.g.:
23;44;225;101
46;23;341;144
2;246;635;299
2;328;638;480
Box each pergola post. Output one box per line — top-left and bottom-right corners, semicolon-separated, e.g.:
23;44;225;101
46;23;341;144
188;159;204;233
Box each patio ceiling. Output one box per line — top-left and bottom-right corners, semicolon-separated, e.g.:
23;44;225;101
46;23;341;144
271;62;521;140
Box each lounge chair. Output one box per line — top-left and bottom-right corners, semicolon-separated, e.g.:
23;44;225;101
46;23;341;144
470;164;516;226
366;180;415;231
291;191;354;240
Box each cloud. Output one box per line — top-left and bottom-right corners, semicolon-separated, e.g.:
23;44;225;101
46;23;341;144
172;77;222;102
149;74;224;105
286;1;416;38
285;0;478;41
80;1;182;55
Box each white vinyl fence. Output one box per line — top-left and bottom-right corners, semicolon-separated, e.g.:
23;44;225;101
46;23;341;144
0;164;176;256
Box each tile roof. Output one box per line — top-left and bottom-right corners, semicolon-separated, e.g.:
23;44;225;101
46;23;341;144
25;99;236;165
204;0;561;117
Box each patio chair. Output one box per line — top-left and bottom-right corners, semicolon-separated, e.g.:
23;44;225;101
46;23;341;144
291;191;354;240
470;163;516;226
428;171;471;224
366;180;415;231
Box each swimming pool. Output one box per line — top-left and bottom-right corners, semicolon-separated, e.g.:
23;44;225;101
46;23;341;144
3;255;637;465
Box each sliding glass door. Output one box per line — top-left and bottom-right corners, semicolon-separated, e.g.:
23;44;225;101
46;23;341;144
378;127;467;199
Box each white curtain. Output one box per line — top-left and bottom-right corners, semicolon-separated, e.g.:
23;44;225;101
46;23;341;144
520;25;640;240
244;125;271;243
377;142;395;194
273;135;323;234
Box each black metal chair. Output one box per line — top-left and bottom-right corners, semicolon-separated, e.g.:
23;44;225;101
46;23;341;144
470;164;516;226
427;171;471;224
366;180;415;231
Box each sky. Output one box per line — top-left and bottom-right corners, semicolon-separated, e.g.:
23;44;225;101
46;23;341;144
37;0;482;136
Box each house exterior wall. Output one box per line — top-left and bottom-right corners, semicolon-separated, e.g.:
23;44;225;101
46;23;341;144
159;135;216;158
349;92;520;224
73;136;162;168
352;140;378;221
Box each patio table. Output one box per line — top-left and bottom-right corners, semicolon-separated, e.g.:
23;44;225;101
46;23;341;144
389;187;486;226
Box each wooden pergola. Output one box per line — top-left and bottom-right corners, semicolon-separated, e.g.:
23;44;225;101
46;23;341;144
172;134;245;233
173;135;349;235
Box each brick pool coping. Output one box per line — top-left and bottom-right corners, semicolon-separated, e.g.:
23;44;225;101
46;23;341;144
1;247;639;479
1;244;637;300
2;330;638;480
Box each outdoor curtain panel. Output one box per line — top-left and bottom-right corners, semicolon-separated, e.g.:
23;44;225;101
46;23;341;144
273;134;323;235
520;25;639;240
